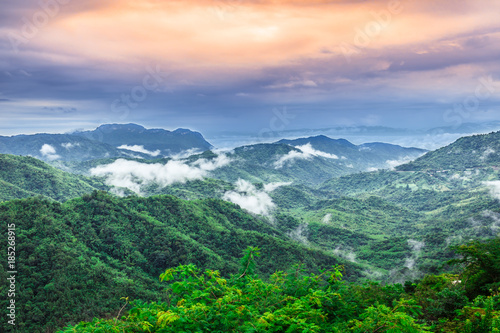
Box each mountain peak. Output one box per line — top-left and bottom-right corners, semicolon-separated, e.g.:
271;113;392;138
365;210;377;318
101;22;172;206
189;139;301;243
95;123;146;132
72;123;212;156
277;135;356;148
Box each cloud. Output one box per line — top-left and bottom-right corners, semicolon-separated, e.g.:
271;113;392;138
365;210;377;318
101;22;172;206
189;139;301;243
170;148;203;160
90;154;232;195
222;179;288;216
287;223;309;244
263;181;292;192
265;79;318;89
484;181;500;200
322;213;332;223
404;239;425;270
385;156;418;169
480;147;495;161
61;142;80;149
40;144;60;160
481;210;500;233
274;143;338;168
118;145;162;157
3;0;500;137
408;239;425;253
333;246;357;263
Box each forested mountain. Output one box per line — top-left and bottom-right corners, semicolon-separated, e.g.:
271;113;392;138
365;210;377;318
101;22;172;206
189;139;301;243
0;154;107;201
0;133;144;162
0;191;361;332
0;124;212;162
72;123;212;155
397;131;500;171
278;135;426;170
61;137;427;189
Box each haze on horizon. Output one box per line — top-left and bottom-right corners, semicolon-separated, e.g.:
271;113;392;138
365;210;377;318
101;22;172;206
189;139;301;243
1;0;500;137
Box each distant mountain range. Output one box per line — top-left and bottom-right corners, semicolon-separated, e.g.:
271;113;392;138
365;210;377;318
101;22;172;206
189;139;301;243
73;123;212;155
278;135;426;167
0;124;212;162
202;136;426;185
0;124;427;184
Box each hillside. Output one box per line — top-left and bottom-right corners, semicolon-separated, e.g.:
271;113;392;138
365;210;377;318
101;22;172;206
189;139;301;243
278;135;427;171
0;191;362;333
397;131;500;171
0;154;107;201
0;133;141;162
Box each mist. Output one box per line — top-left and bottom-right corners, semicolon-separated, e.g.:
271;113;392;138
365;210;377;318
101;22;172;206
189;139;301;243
90;154;232;195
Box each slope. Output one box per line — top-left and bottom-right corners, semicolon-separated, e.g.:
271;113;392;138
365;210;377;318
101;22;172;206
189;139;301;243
397;130;500;171
0;133;146;162
0;191;362;333
0;154;107;202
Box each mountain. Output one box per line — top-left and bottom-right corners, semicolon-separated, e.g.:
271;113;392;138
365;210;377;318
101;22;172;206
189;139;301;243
0;191;361;332
72;123;213;155
211;143;349;185
397;131;500;171
0;133;143;162
426;121;500;135
54;136;429;198
206;137;425;186
277;135;427;171
0;154;107;202
0;124;213;162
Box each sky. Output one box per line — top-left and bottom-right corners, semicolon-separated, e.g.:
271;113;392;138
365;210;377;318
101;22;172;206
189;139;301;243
1;0;500;142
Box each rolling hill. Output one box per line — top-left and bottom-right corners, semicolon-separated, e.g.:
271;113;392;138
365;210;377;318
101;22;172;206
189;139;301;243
397;131;500;171
0;154;107;202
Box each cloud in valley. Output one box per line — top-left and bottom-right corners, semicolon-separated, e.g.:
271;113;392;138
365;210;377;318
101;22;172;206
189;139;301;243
385;156;420;169
118;145;162;157
61;142;80;149
90;154;232;195
40;144;60;161
480;147;496;161
322;213;332;223
484;181;500;200
405;239;425;270
223;179;290;216
333;246;357;263
170;148;203;160
274;143;338;169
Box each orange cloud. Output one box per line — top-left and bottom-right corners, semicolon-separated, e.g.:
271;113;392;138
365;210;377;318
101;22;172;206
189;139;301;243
17;0;500;78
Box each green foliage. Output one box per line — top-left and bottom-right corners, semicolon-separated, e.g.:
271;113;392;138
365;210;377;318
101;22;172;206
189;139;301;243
348;299;430;332
59;254;436;333
396;131;500;171
0;154;107;202
0;192;362;333
449;237;500;298
238;246;261;278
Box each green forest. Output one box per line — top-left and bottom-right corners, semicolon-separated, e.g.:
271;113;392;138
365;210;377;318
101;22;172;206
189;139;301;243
59;243;500;333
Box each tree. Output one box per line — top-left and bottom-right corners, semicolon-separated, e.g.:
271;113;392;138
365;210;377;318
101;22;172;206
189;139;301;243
449;237;500;297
